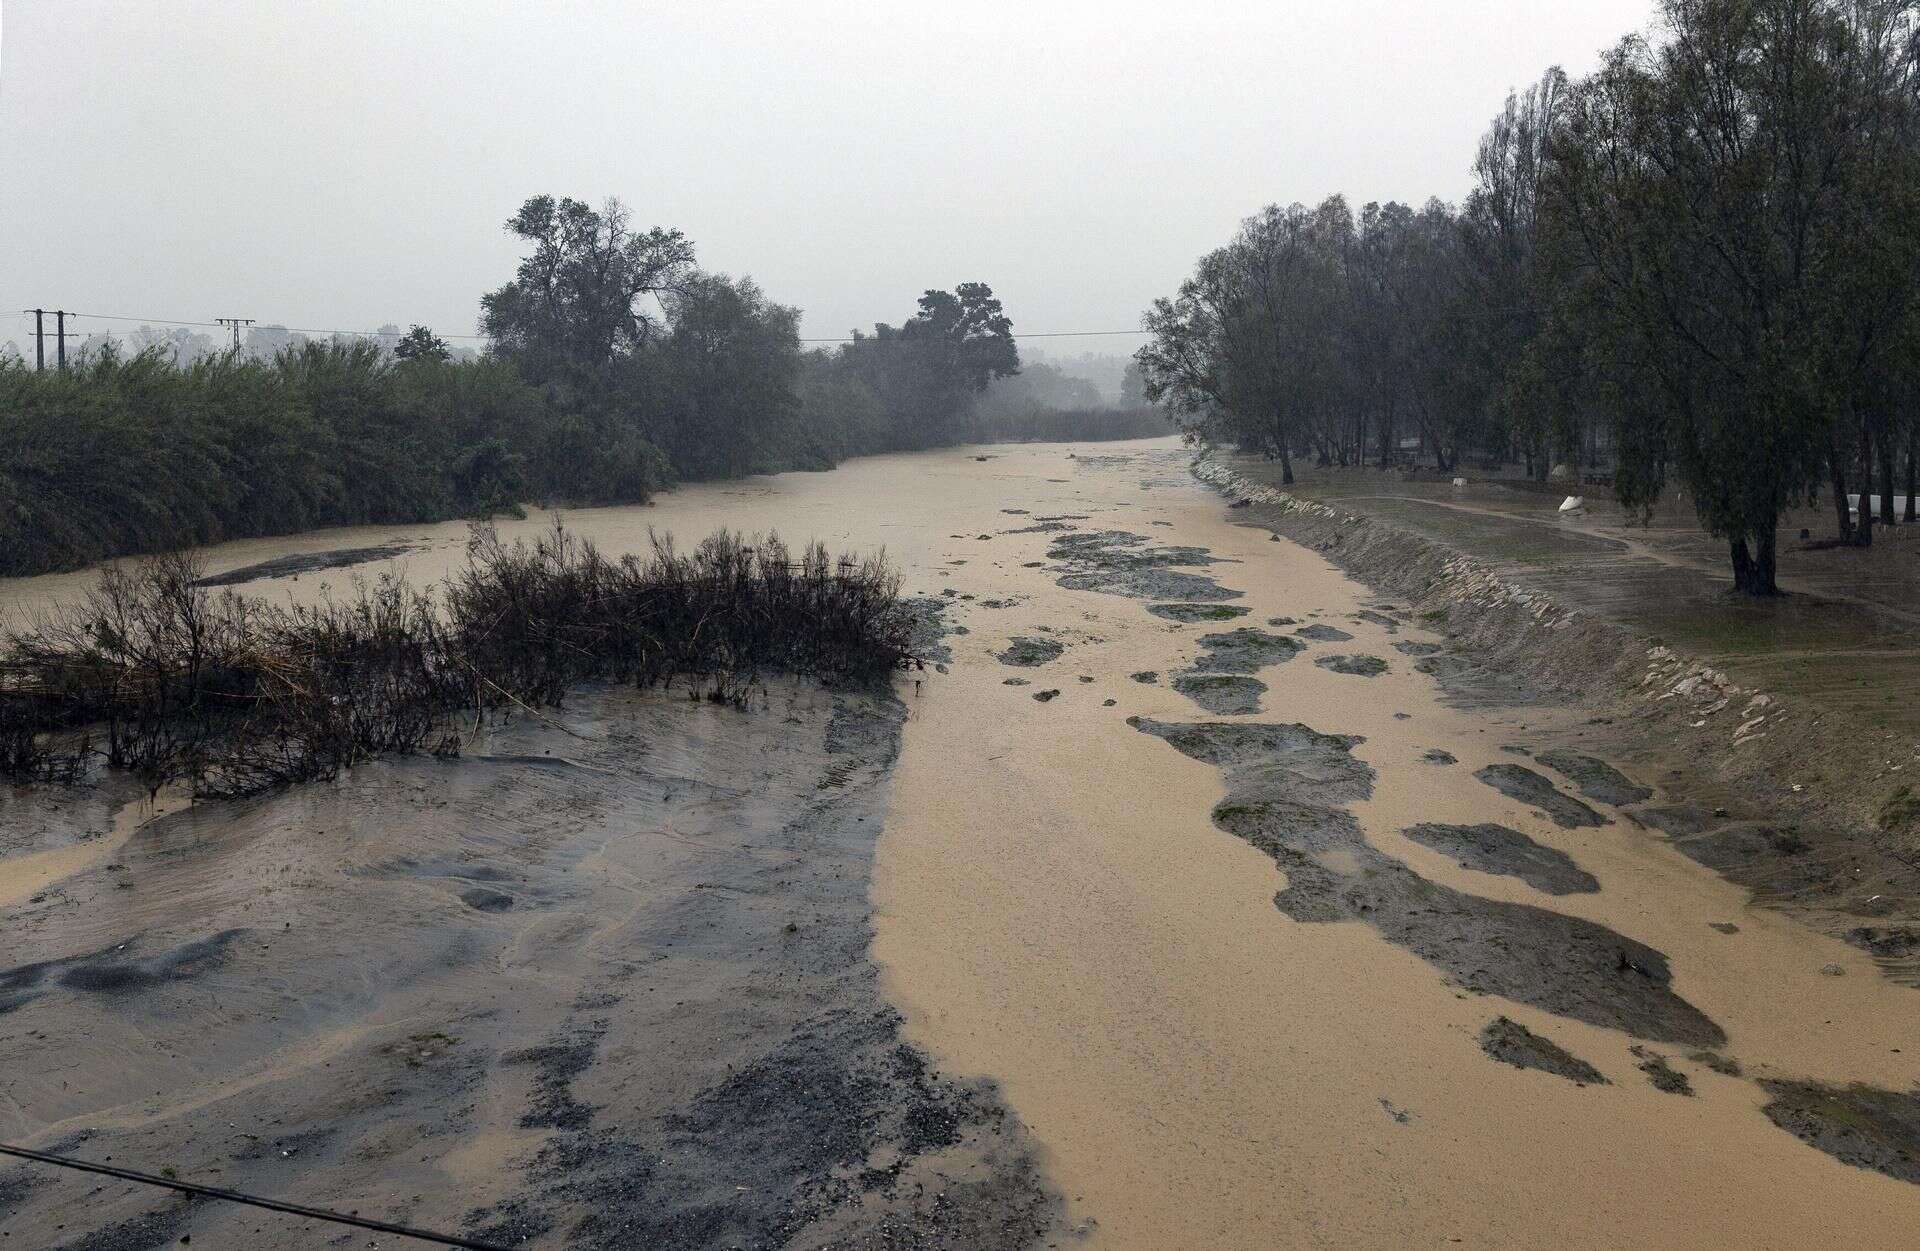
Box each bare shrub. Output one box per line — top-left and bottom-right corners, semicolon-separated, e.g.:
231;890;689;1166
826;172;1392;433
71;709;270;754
0;524;914;795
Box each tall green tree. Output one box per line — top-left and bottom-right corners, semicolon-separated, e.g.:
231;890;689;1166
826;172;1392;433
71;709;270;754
1137;202;1347;481
479;195;695;383
392;324;452;362
1545;0;1909;592
841;283;1020;449
654;274;806;478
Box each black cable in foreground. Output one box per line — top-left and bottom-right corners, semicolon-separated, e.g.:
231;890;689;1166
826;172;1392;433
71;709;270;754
0;1143;517;1250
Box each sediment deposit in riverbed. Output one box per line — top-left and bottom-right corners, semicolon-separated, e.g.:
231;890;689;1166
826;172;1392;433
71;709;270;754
4;438;1919;1249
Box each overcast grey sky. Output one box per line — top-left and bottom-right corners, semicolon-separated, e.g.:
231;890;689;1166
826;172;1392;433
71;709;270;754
0;0;1654;357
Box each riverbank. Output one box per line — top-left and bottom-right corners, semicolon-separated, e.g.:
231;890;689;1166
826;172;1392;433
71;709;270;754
0;683;1055;1248
1199;451;1920;979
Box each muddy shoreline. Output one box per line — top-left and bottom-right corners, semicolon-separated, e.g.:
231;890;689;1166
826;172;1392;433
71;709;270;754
0;681;1056;1249
1196;453;1920;973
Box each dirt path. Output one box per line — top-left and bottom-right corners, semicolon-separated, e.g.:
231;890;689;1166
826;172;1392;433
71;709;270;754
4;439;1919;1248
1323;490;1920;631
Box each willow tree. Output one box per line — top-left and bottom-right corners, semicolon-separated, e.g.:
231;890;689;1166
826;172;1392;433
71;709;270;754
1462;69;1570;479
1546;0;1913;593
1136;201;1346;482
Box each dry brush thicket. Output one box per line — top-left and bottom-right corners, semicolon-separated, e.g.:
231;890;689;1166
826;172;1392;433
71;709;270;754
0;525;916;796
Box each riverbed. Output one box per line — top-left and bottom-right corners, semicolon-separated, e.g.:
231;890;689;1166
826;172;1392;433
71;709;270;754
3;438;1918;1248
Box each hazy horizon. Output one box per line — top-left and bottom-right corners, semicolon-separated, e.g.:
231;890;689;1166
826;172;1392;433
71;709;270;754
1;0;1654;359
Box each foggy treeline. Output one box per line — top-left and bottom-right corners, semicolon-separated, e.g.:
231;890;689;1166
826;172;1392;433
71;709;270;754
1141;0;1920;594
0;196;1158;577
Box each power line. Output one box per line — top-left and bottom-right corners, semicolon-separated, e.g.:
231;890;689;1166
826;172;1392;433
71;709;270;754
13;309;1152;347
22;309;75;371
215;316;255;351
798;328;1150;343
43;309;491;341
0;1142;514;1251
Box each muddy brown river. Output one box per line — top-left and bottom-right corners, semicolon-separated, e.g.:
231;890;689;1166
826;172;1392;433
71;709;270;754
3;438;1918;1248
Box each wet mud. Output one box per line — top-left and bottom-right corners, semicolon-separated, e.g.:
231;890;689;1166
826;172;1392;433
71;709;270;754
1476;763;1608;828
1402;822;1600;895
1045;530;1240;602
1632;1046;1695;1096
1627;806;1909;935
1408;651;1542;708
1690;1050;1744;1077
1350;609;1399;633
1171;674;1266;716
0;929;247;1015
1478;1016;1608;1085
1760;1080;1920;1185
1313;653;1389;677
1144;603;1249;623
1131;717;1725;1046
997;636;1064;667
192;543;417;587
1187;628;1303;674
1535;750;1653;806
990;637;1067;663
0;685;1056;1248
1414;653;1472;679
1846;925;1920;983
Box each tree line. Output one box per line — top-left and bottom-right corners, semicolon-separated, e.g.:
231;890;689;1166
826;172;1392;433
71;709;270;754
0;195;1154;578
1139;0;1920;594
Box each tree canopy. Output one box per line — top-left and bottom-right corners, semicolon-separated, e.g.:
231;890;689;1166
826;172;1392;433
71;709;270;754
1138;0;1920;593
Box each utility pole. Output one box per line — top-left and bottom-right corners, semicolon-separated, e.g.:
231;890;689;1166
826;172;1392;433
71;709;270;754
216;317;255;353
55;310;69;370
28;309;44;371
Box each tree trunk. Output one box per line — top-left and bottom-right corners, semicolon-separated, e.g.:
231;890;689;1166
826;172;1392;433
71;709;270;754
1906;429;1916;523
1729;535;1754;593
1830;432;1854;543
1278;443;1295;486
1880;426;1898;526
1752;521;1778;595
1858;423;1875;547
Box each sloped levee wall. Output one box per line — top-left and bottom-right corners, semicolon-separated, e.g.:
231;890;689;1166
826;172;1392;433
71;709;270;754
1192;451;1920;913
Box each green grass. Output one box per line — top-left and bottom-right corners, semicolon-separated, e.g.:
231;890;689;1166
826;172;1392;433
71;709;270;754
1878;785;1920;832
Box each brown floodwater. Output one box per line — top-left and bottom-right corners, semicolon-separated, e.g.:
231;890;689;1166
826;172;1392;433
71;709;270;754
4;438;1919;1248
